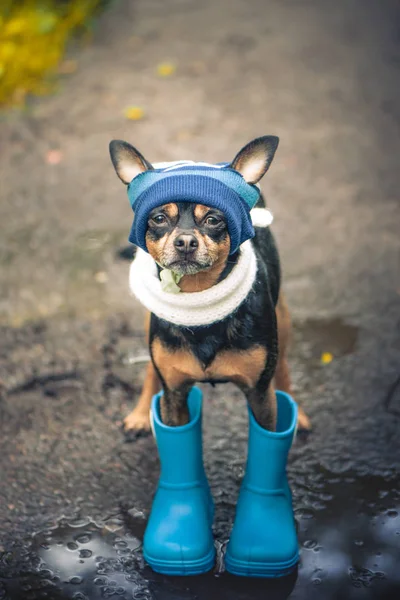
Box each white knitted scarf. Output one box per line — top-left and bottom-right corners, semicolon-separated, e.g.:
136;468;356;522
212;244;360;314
129;207;272;327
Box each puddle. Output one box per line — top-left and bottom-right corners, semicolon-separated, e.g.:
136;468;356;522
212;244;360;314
289;317;359;408
293;318;359;361
385;374;400;416
293;467;400;599
0;516;149;600
1;468;399;600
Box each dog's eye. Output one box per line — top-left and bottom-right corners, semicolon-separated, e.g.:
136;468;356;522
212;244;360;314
205;216;222;226
152;214;167;225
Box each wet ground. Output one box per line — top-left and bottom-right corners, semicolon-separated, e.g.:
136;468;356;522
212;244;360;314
1;0;400;599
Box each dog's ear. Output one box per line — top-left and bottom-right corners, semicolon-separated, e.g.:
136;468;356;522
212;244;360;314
109;140;153;184
230;136;279;184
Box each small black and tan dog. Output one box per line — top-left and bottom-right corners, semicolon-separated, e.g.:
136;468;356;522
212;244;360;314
109;137;311;433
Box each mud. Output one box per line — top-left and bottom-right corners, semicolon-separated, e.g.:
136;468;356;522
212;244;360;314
1;313;400;599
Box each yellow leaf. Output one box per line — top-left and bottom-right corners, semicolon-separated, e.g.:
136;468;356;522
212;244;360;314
157;62;176;77
124;106;144;121
321;352;333;365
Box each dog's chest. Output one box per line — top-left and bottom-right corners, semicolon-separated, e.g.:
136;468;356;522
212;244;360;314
151;338;267;389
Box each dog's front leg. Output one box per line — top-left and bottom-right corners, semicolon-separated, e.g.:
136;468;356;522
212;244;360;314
150;338;199;427
275;292;311;432
124;359;161;432
124;311;160;433
245;381;277;432
159;383;192;427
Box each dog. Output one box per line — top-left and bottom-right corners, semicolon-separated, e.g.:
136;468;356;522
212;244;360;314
109;136;311;433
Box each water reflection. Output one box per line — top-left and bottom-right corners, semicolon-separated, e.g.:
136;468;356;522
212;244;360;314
1;466;399;599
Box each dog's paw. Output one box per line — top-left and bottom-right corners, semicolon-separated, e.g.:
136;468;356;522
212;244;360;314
297;406;312;433
123;409;151;435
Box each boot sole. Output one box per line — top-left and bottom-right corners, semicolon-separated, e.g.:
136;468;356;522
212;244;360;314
144;546;216;576
225;551;299;578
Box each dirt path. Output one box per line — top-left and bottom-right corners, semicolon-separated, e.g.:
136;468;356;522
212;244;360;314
0;1;400;598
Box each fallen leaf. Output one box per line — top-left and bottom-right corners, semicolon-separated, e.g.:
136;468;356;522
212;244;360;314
321;352;333;365
128;36;143;48
46;149;63;165
175;129;194;141
157;62;176;77
94;271;108;283
188;60;206;75
102;93;117;106
124;106;144;121
58;59;77;74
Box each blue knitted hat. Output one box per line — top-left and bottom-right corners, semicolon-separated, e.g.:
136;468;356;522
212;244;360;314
126;161;261;254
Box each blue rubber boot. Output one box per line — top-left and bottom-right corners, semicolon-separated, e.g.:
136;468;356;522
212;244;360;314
143;386;215;575
225;391;299;577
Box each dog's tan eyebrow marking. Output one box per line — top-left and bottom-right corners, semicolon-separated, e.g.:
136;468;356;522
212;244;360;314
194;204;210;222
162;203;178;218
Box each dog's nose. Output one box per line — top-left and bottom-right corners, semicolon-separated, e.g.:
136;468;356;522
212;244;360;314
174;234;198;253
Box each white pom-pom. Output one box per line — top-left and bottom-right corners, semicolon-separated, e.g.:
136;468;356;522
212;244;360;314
250;207;274;227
